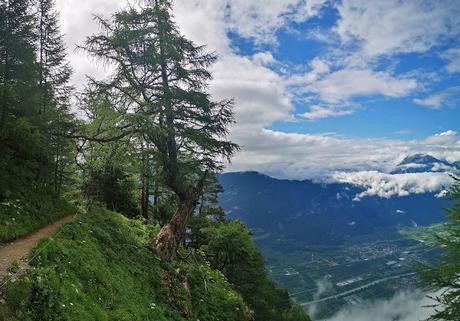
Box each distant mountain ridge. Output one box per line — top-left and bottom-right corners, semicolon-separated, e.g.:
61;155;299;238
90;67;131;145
392;153;457;174
219;171;449;245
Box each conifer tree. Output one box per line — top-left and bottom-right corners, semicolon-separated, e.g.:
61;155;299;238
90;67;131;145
83;0;238;260
0;0;37;128
35;0;72;113
34;0;74;194
420;175;460;320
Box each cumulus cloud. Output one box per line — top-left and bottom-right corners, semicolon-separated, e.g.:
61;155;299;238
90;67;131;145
332;171;453;200
288;58;331;84
56;0;296;125
285;0;460;114
335;0;460;58
224;0;327;44
325;290;437;321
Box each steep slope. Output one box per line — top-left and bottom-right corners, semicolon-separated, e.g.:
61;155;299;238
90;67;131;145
0;194;76;243
0;210;251;321
219;171;448;245
0;214;76;282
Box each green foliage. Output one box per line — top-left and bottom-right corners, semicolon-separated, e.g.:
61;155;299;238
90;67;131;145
418;175;460;320
83;164;139;217
0;119;46;200
202;221;311;321
7;261;20;274
3;210;251;321
78;93;140;217
0;0;77;239
0;192;76;243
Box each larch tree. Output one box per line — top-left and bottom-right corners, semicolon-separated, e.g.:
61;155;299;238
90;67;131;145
82;0;238;260
420;174;460;320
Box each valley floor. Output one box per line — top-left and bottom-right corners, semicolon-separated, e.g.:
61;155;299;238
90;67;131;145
259;236;439;319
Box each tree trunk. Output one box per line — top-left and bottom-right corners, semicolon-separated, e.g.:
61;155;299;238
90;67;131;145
141;174;150;220
151;189;197;261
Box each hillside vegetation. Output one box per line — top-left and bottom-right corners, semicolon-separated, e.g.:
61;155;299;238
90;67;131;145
0;210;309;321
0;194;76;243
0;0;311;319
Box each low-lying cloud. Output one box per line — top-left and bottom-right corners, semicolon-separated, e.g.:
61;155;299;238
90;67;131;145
324;290;437;321
332;171;453;200
228;129;460;179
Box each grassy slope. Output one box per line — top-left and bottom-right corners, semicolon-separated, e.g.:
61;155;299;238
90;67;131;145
0;194;77;243
1;210;250;321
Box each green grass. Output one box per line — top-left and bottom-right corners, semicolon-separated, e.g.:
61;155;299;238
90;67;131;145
0;193;77;243
2;209;250;321
399;223;450;246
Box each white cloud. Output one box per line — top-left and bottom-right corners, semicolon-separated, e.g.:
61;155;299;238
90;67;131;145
224;0;327;44
413;95;446;109
413;87;460;109
332;171;452;200
211;55;293;130
442;48;460;73
335;0;460;58
227;129;460;183
299;105;354;120
55;0;125;88
308;277;334;318
287;58;331;85
325;290;437;321
436;130;457;137
287;0;460;114
305;69;418;104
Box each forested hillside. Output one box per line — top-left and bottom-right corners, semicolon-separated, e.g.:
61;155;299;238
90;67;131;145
219;171;449;245
0;0;310;320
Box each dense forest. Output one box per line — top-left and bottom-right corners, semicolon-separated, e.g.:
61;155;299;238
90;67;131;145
0;0;311;320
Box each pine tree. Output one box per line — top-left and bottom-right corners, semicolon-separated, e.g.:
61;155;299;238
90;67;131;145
82;0;238;260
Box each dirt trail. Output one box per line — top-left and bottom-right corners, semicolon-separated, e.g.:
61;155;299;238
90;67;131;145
0;214;76;282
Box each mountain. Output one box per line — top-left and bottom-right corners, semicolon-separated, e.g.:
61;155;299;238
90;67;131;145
392;153;455;174
219;171;448;245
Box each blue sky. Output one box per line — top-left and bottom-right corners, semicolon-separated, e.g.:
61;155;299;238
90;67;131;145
227;1;460;140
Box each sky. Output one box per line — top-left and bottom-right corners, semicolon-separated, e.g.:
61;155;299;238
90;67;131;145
55;0;460;196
